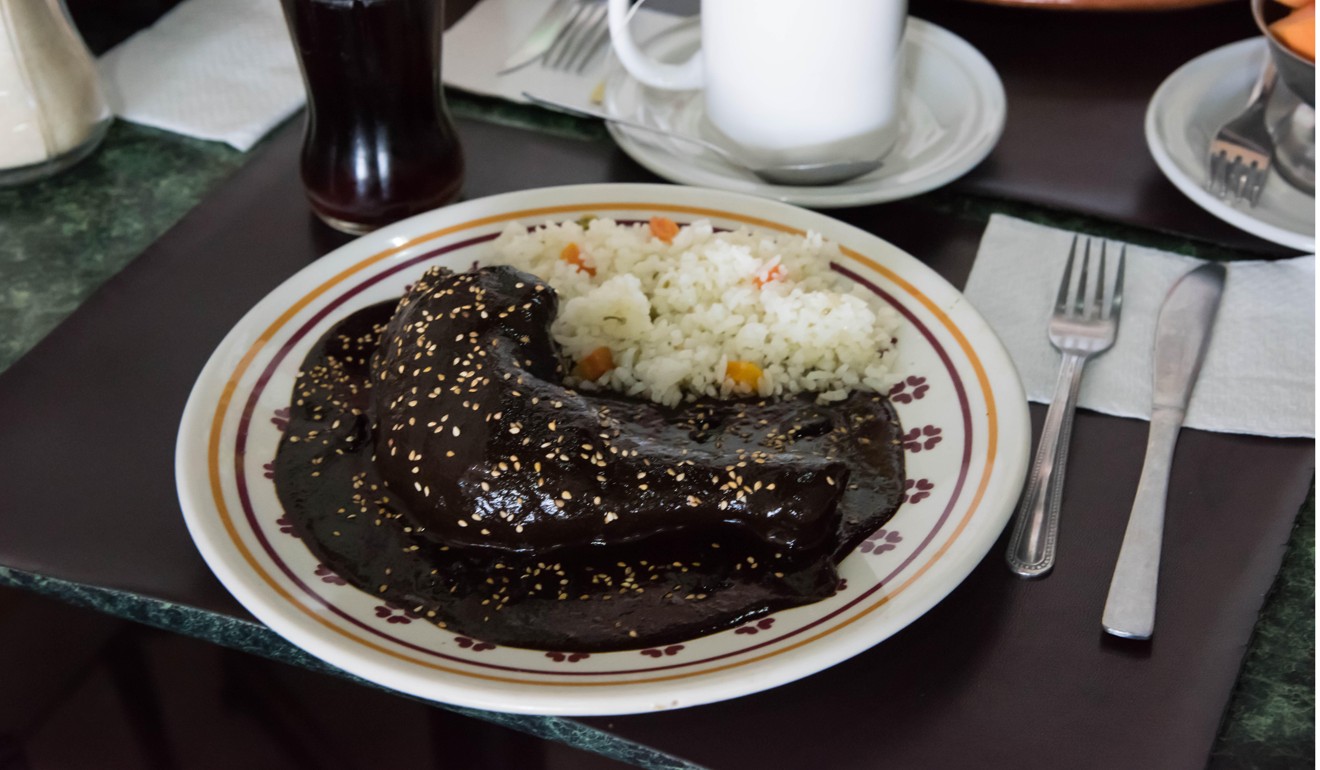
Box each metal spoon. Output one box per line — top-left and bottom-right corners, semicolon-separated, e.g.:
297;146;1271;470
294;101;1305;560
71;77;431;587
522;93;883;186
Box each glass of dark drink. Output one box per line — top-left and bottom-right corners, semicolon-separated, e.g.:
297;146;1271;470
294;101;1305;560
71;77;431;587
280;0;464;235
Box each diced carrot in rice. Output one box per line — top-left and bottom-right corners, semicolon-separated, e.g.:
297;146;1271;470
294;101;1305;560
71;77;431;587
649;216;679;244
725;361;762;391
576;347;615;382
754;265;785;288
560;242;596;276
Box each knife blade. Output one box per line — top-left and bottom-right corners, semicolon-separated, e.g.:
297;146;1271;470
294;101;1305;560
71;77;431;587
1102;262;1226;640
498;0;578;75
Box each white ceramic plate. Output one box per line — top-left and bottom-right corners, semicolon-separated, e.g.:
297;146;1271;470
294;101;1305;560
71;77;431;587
1147;38;1315;252
176;184;1030;716
601;19;1007;209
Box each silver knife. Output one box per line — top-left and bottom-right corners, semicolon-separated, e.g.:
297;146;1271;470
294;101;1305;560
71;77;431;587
498;0;578;75
1102;262;1226;640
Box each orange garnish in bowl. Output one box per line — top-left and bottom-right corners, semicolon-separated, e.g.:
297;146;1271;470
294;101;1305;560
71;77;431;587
1270;0;1315;61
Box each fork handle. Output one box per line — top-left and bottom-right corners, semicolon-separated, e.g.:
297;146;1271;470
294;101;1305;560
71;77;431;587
1101;405;1183;639
1005;351;1086;578
1246;57;1277;109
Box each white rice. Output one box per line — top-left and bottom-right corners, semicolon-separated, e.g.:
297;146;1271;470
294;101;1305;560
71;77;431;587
489;217;901;407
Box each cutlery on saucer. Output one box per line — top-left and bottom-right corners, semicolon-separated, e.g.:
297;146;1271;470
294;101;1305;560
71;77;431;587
1102;262;1226;640
1005;236;1126;579
522;93;883;186
1206;57;1277;206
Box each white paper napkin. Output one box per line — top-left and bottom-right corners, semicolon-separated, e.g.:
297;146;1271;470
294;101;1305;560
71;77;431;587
964;215;1315;438
97;0;304;151
442;0;686;110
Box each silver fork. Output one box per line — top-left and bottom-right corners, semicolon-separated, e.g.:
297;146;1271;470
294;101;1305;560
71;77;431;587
1006;236;1126;579
1206;57;1278;207
543;1;609;74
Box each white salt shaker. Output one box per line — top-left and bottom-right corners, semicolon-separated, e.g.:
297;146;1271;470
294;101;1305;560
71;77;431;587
0;0;111;185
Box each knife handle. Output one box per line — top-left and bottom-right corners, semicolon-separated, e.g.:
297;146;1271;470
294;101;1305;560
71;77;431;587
1102;405;1184;639
1006;351;1086;579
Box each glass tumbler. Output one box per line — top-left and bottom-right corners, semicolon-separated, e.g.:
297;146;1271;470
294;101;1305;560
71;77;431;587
279;0;465;235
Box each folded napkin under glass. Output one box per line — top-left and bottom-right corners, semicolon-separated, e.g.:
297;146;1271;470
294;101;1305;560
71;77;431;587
97;0;303;151
965;215;1315;439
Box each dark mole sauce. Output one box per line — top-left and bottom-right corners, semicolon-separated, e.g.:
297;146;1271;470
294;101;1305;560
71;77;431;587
274;265;904;652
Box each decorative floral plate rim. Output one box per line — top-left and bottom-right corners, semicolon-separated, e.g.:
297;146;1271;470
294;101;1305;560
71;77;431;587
175;183;1030;715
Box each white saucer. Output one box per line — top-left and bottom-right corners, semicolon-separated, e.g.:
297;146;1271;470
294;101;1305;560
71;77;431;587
601;18;1006;209
1147;38;1315;252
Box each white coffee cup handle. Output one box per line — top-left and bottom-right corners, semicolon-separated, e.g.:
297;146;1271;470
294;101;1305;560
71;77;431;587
607;0;703;90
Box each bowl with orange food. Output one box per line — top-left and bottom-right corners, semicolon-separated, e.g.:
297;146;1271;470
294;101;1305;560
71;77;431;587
1254;0;1315;106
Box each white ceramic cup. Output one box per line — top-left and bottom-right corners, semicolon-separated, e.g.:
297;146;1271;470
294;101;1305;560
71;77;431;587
608;0;907;168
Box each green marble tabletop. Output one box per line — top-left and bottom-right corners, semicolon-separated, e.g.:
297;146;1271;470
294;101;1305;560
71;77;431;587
0;99;1312;769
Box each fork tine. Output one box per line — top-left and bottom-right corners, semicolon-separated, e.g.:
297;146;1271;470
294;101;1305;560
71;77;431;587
1217;155;1234;199
554;4;591;70
1233;157;1252;201
553;3;603;69
1248;166;1266;206
1223;156;1238;197
572;10;611;73
1219;159;1240;203
1221;155;1238;199
548;8;582;68
1093;240;1108;318
1109;245;1126;320
1240;161;1260;202
1075;238;1091;317
545;3;588;67
1055;236;1078;314
1207;152;1221;195
567;4;608;72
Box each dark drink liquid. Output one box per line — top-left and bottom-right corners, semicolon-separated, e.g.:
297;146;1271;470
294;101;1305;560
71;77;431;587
280;0;464;234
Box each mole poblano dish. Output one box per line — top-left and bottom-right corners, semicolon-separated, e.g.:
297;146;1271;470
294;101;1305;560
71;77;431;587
272;217;909;652
179;185;1033;714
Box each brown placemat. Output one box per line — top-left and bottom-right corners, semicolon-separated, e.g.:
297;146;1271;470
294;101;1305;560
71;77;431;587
912;0;1296;256
583;413;1312;769
0;118;1310;770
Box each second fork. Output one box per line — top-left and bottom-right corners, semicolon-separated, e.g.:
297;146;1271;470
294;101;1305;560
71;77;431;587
1006;236;1126;579
1206;57;1277;206
544;1;609;73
